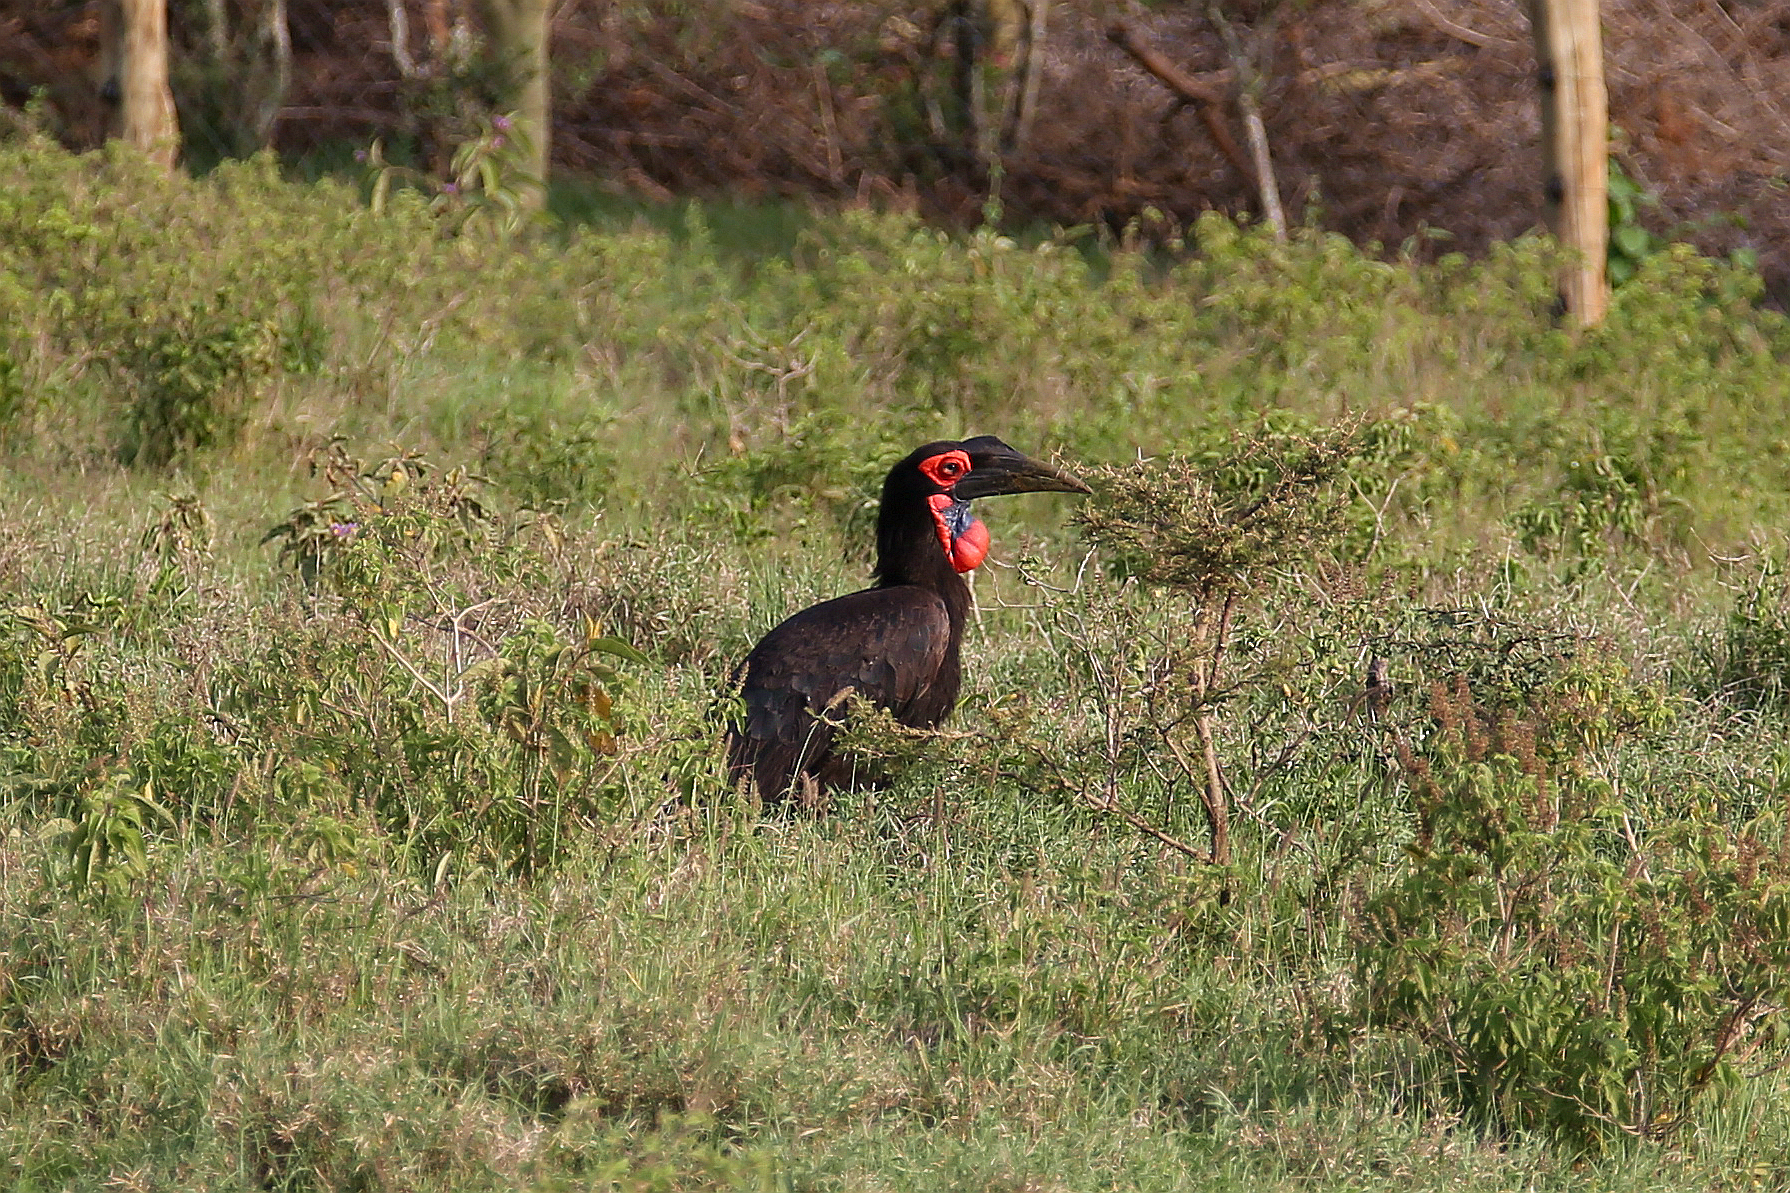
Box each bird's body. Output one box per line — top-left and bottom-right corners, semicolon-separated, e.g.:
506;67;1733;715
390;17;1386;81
728;436;1088;801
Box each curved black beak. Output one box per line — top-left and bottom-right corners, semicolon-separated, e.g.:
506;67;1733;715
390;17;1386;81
955;436;1092;499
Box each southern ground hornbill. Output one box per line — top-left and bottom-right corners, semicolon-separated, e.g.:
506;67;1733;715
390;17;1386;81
728;436;1090;801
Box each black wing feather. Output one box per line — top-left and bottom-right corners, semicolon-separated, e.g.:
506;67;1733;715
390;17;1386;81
729;586;953;798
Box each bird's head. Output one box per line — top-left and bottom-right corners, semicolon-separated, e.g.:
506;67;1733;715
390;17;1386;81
881;436;1091;576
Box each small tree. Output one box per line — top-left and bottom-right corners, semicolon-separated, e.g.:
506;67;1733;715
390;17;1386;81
1073;427;1363;864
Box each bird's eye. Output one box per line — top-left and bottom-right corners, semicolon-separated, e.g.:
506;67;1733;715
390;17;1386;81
920;450;972;487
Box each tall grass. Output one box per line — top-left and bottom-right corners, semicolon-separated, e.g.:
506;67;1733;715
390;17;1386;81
3;136;1790;1189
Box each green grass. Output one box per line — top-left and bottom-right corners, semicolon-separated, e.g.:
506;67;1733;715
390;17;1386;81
4;134;1790;1189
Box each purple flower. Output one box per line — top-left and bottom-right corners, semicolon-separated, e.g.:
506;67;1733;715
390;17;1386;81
490;135;505;149
493;115;512;131
441;182;459;194
329;522;359;539
354;148;369;163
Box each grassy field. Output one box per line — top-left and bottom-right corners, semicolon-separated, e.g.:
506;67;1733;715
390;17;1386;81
6;136;1790;1190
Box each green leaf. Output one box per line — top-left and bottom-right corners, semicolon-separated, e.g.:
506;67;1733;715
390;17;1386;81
544;725;576;780
586;636;649;665
1612;225;1652;259
460;658;512;691
132;781;177;827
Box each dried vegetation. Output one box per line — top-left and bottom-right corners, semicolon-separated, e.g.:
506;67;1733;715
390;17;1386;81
9;0;1788;288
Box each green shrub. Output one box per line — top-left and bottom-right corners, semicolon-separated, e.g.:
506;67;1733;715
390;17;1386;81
114;298;283;465
692;413;928;549
477;405;620;511
1357;664;1789;1147
258;445;656;873
0;348;22;434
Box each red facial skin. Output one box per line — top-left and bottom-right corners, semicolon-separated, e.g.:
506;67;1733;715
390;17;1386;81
920;449;989;573
916;450;970;488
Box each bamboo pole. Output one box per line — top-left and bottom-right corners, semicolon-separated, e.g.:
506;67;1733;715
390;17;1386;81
1527;0;1608;326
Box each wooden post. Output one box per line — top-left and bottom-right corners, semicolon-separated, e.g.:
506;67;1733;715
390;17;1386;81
106;0;180;169
1527;0;1607;326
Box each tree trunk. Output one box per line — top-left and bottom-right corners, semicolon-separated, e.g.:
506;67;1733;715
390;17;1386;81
106;0;180;169
1527;0;1607;326
1209;5;1286;242
946;0;984;168
186;0;291;157
389;0;418;79
1192;594;1235;867
1235;88;1285;242
251;0;293;149
1002;0;1048;155
478;0;552;207
1106;21;1255;186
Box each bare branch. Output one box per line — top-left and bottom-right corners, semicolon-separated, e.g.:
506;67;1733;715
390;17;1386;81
1107;20;1254;183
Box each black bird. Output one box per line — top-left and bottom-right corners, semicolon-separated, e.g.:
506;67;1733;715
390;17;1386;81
728;436;1090;801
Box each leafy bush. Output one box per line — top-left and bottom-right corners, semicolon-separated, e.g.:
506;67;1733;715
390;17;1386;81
363;110;544;237
0;348;22;434
1508;448;1690;563
477;405;620;511
692;413;927;548
1606;160;1665;287
113;298;283;465
1357;664;1790;1147
258;445;656;873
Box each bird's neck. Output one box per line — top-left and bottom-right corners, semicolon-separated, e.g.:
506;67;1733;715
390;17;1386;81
874;516;973;626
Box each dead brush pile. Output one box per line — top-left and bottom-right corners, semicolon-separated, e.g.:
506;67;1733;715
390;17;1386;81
11;0;1790;290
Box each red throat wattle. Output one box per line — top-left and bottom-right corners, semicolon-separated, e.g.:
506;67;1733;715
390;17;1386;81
950;518;989;572
927;492;989;573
